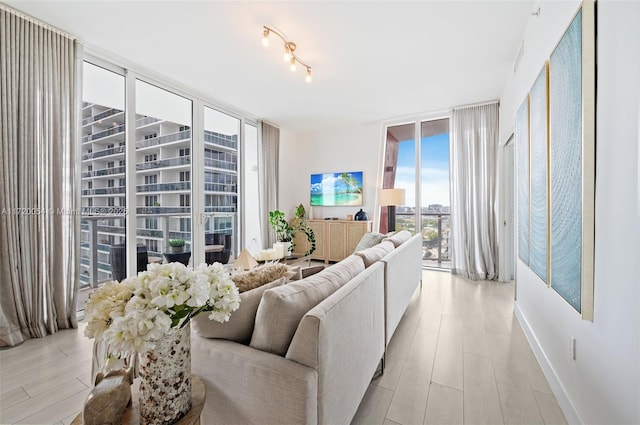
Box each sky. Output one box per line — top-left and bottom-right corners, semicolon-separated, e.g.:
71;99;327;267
395;132;450;207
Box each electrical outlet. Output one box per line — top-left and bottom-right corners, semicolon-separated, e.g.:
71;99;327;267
569;336;576;360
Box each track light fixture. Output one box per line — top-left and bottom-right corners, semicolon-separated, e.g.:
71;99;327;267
262;25;312;83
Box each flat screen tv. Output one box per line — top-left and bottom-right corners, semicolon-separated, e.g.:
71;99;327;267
310;171;363;206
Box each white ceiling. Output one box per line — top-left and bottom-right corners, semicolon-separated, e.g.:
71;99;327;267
6;1;534;134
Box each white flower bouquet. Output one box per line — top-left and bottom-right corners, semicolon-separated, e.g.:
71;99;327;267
84;262;240;356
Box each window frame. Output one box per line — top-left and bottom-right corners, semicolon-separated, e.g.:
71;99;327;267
82;51;259;278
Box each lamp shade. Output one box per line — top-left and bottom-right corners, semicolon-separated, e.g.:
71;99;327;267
379;188;406;206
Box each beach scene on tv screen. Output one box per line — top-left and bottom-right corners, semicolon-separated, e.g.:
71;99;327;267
310;171;363;206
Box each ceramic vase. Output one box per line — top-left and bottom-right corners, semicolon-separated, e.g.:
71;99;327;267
138;324;191;425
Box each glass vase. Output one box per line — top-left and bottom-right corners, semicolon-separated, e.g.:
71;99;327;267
138;324;191;425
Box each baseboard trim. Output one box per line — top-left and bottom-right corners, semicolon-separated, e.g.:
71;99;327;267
514;303;583;425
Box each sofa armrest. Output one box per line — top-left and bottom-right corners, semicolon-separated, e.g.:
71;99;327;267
286;262;385;425
192;338;317;425
382;233;423;344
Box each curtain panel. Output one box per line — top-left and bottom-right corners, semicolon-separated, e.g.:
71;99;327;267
0;7;80;347
258;121;279;248
449;102;500;280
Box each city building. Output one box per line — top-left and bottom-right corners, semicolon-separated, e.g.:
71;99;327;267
80;101;238;287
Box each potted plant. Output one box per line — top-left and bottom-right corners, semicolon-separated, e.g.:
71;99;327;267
269;205;316;257
292;204;316;256
168;238;186;253
269;210;294;256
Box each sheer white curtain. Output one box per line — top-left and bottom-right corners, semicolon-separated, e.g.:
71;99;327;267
258;121;279;248
449;102;499;280
0;7;80;347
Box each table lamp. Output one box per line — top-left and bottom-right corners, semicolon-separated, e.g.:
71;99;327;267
379;188;406;232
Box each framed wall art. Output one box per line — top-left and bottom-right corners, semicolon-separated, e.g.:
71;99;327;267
516;96;530;266
515;0;595;320
548;2;595;320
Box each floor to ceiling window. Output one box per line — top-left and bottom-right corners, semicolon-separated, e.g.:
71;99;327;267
80;58;253;291
203;106;239;264
383;117;450;269
135;79;193;263
80;62;126;287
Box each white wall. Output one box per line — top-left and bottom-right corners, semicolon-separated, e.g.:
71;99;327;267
282;122;382;226
278;127;300;218
500;1;640;424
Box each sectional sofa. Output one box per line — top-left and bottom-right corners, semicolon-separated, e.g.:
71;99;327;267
192;230;423;425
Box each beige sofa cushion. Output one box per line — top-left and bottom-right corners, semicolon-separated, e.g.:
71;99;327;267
193;277;286;342
354;241;395;267
314;254;366;285
250;255;365;355
383;230;412;247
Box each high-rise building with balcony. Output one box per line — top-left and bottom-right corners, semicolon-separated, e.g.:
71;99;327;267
79;101;238;288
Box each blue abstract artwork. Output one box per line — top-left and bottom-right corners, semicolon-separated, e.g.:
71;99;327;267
516;98;530;265
529;66;548;283
550;9;583;312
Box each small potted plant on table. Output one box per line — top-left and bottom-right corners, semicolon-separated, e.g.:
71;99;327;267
168;239;186;253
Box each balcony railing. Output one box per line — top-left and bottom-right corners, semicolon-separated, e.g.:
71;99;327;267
136;228;164;238
82;166;126;178
80;241;112;254
136;129;191;149
136;206;191;215
79;213;236;289
82;124;125;143
396;211;451;269
204;157;237;171
95;225;126;234
136;116;161;127
136;156;190;171
136;182;191;193
82;145;125;161
204;183;236;193
204;130;237;150
81;187;126;196
82;117;161;144
82;108;122;126
204;205;237;213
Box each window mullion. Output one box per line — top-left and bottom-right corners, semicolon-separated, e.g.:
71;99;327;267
124;70;137;277
414;121;422;238
191;99;205;265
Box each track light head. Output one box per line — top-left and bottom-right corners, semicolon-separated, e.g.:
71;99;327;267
262;25;312;82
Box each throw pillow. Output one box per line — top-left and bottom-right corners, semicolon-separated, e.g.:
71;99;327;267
231;263;296;292
383;230;412;247
353;232;386;252
192;277;286;342
289;265;303;281
250;255;366;355
355;241;395;267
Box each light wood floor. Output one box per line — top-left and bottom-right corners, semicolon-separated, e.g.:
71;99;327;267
351;271;567;425
0;270;566;425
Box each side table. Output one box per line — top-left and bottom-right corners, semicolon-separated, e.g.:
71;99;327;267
71;374;206;425
163;251;191;266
